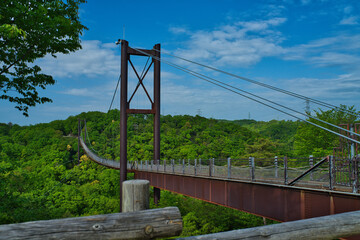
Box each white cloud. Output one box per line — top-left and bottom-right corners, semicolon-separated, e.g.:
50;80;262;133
301;0;311;5
237;17;286;32
284;74;360;105
258;4;286;18
62;88;91;96
169;27;188;35
283;34;360;72
171;18;287;67
310;52;360;67
37;40;120;79
339;16;358;25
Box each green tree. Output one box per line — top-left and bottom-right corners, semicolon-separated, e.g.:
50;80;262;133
294;105;359;157
0;0;87;116
244;137;279;158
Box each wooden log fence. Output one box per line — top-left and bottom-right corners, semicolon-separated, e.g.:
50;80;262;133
0;207;182;240
178;210;360;240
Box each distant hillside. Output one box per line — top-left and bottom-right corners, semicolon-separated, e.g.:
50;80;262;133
0;111;298;235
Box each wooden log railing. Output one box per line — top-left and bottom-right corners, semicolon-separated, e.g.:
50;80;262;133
0;207;182;240
178;210;360;240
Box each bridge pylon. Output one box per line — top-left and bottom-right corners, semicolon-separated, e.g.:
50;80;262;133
119;40;161;211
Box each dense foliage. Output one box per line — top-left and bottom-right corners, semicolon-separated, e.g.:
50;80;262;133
0;108;357;236
293;105;359;157
0;0;87;115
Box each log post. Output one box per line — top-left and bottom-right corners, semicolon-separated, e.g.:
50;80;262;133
178;210;360;240
122;180;149;212
0;207;182;240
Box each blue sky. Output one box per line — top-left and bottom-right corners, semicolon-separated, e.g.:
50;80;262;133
2;0;360;125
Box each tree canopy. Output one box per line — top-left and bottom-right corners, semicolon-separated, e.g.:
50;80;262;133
0;0;87;116
1;110;357;235
0;113;282;233
294;105;359;157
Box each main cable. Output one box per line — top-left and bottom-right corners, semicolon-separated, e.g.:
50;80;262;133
148;54;360;139
108;74;121;113
153;48;360;119
133;47;360;144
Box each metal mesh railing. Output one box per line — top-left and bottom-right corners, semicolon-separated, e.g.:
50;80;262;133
129;155;360;194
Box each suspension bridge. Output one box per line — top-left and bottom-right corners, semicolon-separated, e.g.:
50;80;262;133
78;40;360;238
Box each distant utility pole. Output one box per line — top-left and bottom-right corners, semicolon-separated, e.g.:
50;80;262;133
196;109;202;116
248;112;251;120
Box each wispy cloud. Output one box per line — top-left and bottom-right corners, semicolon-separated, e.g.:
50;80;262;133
310;52;360;68
283;34;360;72
171;17;287;67
37;40;120;79
339;16;358;25
169;26;188;35
62;88;91;96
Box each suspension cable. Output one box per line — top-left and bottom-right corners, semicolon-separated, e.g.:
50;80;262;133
83;120;100;154
140;57;150;79
108;75;121;113
152;48;360;119
133;47;360;144
145;50;360;139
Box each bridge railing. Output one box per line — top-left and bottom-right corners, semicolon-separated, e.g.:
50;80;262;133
129;156;359;193
334;156;359;193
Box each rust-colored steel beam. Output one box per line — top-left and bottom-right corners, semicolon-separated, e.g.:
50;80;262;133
120;40;129;212
126;109;155;114
134;171;360;222
153;43;161;162
153;43;161;204
127;47;155;56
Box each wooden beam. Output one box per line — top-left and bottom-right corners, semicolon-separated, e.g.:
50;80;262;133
0;207;182;240
178;210;360;240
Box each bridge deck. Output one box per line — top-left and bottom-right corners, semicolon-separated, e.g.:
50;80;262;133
131;162;360;223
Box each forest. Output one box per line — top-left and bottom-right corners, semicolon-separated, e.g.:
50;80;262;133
0;106;358;237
